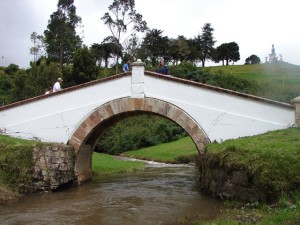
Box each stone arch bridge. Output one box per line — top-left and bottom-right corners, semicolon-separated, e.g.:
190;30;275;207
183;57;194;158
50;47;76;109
0;60;299;183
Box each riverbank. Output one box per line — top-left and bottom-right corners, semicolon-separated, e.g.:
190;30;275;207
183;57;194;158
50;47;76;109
1;128;300;224
119;128;300;224
0;135;37;203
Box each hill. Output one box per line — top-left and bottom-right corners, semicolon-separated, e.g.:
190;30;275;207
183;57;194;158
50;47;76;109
199;62;300;103
205;62;300;86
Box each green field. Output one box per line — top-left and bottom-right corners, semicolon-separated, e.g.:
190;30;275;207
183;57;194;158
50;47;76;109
204;63;300;103
205;63;300;87
92;152;145;175
120;136;197;163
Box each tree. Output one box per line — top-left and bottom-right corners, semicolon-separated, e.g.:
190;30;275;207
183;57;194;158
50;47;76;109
91;42;117;68
11;60;61;101
30;32;45;62
199;23;216;67
72;46;97;85
4;64;19;75
0;73;13;105
123;33;141;61
139;29;169;66
186;36;203;65
44;0;82;67
102;36;123;67
90;43;105;66
101;0;148;72
28;60;62;96
215;42;240;65
245;54;261;64
168;36;190;65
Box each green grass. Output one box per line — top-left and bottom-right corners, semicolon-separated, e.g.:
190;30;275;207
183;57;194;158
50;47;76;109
203;63;300;102
0;135;38;189
205;128;300;193
121;136;198;163
0;134;38;146
188;192;300;225
205;63;300;85
92;152;145;175
0;135;40;203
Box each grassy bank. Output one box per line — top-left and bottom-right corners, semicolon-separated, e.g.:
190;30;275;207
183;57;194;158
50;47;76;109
117;128;300;224
92;152;145;175
121;136;198;163
0;135;39;203
184;128;300;225
1;128;300;224
205;128;300;194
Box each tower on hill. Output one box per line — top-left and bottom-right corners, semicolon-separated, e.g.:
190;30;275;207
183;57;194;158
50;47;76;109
265;44;283;63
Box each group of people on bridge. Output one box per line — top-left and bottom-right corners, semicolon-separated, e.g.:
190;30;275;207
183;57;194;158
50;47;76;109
123;58;169;75
44;59;168;95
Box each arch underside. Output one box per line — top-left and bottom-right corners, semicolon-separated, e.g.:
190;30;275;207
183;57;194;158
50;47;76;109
68;97;210;183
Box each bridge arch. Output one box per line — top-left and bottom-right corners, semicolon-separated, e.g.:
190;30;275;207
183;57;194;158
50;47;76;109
68;97;210;183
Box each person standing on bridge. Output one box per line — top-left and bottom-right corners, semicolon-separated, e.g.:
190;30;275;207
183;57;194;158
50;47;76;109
156;59;168;75
53;77;63;92
122;59;131;73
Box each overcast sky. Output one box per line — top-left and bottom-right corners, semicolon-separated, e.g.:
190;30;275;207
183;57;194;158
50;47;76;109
0;0;299;68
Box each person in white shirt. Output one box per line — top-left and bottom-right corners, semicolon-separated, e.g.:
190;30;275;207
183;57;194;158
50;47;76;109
53;78;63;92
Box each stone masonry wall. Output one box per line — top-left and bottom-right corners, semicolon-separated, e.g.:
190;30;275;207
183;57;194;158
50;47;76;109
32;144;76;191
198;158;275;203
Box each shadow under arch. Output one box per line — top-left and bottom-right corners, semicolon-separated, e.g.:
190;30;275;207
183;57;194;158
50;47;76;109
68;97;210;183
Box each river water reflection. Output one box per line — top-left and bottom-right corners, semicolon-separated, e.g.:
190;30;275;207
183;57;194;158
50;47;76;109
0;162;222;225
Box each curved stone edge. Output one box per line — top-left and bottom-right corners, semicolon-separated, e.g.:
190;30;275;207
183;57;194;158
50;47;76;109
68;97;210;155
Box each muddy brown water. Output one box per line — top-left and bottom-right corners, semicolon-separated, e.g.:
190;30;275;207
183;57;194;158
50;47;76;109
0;161;222;225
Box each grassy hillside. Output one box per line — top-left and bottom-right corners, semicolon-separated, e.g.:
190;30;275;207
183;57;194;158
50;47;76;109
199;62;300;102
205;62;300;85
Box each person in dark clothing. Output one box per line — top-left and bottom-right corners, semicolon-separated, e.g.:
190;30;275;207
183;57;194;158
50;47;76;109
156;59;168;75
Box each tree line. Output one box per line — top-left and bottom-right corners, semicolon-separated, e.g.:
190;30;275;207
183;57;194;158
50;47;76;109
0;0;263;105
30;0;245;74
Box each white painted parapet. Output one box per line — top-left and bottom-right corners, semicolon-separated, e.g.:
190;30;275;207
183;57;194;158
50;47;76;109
0;75;132;143
0;60;296;144
143;72;295;142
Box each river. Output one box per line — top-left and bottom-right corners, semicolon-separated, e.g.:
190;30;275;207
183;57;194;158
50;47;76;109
0;161;222;225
